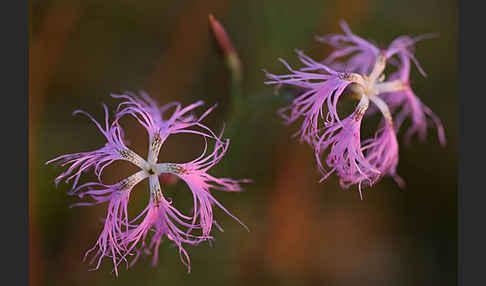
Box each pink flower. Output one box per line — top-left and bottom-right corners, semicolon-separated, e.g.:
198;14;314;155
47;92;248;275
265;21;445;196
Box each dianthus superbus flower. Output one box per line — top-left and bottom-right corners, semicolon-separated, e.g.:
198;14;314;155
47;92;248;275
265;21;445;196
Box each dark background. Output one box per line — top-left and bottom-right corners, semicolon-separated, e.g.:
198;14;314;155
29;0;457;285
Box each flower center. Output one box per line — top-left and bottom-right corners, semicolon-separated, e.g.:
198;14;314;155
145;163;158;176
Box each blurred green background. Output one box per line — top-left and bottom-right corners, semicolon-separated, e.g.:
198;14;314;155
29;0;457;285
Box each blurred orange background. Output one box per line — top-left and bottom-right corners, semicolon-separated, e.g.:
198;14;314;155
30;0;457;285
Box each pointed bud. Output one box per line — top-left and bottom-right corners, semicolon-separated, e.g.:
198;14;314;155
209;14;242;82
